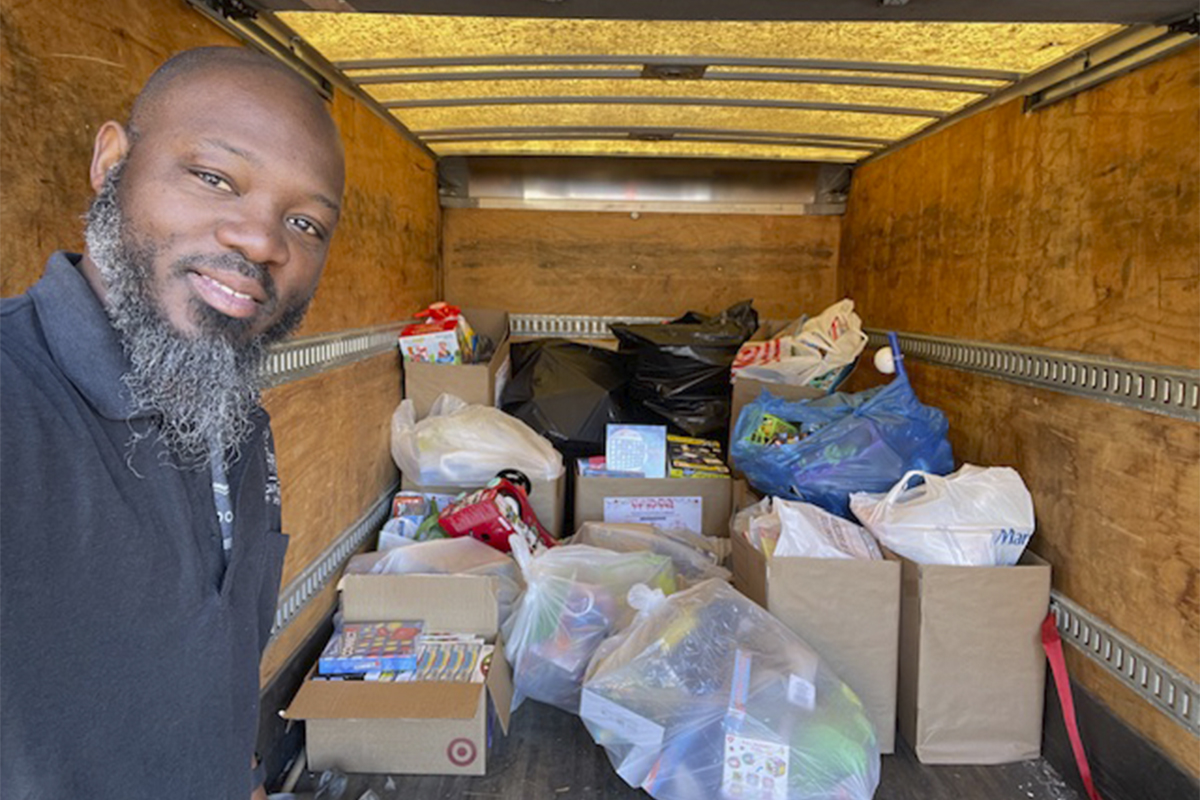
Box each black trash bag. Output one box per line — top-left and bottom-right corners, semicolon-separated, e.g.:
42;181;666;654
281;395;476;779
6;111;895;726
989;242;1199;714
501;338;635;453
610;300;758;437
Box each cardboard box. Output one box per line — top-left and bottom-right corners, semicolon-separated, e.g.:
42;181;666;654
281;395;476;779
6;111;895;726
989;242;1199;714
402;470;566;538
403;308;511;421
730;530;900;753
896;551;1051;764
574;465;732;538
727;319;824;455
284;574;513;776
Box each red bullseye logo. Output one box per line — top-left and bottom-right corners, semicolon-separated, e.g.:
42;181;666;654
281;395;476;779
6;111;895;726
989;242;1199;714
447;737;477;767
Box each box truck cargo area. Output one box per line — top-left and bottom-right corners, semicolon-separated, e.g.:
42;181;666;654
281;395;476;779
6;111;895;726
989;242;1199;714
2;1;1197;799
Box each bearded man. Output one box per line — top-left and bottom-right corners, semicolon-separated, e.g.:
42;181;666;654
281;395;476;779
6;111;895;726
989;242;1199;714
0;46;345;799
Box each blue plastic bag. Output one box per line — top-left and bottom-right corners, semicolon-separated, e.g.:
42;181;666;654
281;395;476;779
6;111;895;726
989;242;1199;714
730;335;954;518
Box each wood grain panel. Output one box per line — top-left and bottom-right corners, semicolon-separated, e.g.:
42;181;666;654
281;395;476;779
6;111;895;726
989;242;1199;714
263;352;401;587
443;208;841;319
0;0;235;295
842;46;1199;369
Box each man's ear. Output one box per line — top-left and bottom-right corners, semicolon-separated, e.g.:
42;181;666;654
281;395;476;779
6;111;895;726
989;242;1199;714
89;121;131;193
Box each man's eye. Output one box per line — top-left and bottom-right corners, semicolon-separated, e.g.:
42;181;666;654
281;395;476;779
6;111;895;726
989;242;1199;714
289;216;324;239
193;170;233;192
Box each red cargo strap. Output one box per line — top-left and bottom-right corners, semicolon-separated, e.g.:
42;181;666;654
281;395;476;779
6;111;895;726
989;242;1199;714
1042;612;1103;800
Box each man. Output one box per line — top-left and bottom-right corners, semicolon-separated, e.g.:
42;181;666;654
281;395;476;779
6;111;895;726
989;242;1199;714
0;46;345;798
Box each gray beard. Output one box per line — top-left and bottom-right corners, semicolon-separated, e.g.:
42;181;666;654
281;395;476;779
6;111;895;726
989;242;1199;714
84;159;309;467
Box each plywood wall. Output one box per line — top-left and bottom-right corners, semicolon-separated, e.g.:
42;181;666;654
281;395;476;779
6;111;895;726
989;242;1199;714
1;0;439;688
841;46;1200;775
443;208;841;319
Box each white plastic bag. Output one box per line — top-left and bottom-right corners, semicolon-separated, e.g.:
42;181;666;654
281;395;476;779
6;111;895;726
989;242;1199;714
849;465;1035;566
503;538;677;714
730;496;783;557
774;498;882;560
732;299;867;388
569;522;731;587
390;393;564;485
580;578;881;800
344;537;525;626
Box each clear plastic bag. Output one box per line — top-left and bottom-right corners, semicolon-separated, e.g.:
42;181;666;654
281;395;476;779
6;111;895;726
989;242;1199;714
344;537;525;627
730;336;954;519
390;393;565;485
849;465;1035;566
503;538;677;714
580;579;880;800
569;522;731;587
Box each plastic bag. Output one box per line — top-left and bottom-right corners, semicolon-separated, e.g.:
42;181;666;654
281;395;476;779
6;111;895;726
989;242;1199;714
730;336;954;519
849;465;1035;566
611;300;759;436
773;498;882;560
503;538;677;714
344;537;525;627
391;393;564;485
501;339;634;455
580;578;880;800
732;299;868;390
731;496;783;557
569;522;731;587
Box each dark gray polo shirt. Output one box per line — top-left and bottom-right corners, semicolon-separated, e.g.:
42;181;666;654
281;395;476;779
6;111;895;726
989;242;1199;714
1;253;288;798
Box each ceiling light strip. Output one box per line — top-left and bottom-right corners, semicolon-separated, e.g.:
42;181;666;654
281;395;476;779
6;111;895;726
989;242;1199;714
423;132;881;152
385;95;946;118
419;126;893;146
338;54;1021;82
355;68;995;94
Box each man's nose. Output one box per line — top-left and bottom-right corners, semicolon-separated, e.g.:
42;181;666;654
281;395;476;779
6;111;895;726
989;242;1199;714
214;204;289;268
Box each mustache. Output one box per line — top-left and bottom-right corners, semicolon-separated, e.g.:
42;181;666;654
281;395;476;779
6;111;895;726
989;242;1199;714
172;252;279;311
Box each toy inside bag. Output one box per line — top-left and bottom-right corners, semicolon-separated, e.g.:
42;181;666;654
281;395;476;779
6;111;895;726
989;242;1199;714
503;538;677;715
580;579;880;800
437;477;557;554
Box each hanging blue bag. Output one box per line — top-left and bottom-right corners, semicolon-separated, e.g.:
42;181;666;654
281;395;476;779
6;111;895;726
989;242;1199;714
730;333;954;518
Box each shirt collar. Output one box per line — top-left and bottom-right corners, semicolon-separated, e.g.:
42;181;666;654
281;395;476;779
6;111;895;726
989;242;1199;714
30;252;145;421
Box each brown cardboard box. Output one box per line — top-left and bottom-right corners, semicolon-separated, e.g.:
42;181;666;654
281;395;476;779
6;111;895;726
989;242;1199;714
403;308;511;421
574;465;732;538
895;550;1051;764
401;470;566;538
284;574;514;775
730;529;900;753
727;320;824;455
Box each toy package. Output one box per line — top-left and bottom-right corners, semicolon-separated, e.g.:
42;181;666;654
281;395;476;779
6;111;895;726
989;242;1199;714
503;539;677;715
438;477;557;554
580;579;880;800
398;302;478;364
318;620;424;676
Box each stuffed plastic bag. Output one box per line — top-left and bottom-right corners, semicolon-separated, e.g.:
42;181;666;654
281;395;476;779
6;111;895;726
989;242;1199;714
569;522;731;587
732;299;868;390
345;537;525;626
730;335;953;519
503;538;677;714
774;498;882;560
611;300;759;436
731;496;784;557
580;579;880;800
849;465;1035;566
391;393;564;485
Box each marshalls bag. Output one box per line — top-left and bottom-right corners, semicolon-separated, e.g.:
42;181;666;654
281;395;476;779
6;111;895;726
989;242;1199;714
849;465;1035;566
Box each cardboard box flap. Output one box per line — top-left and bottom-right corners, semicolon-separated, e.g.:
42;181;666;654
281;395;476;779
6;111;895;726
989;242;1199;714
486;634;514;734
462;308;510;346
342;574;500;636
285;679;484;721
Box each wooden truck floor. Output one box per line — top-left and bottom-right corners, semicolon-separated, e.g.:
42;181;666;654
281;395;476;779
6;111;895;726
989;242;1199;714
288;699;1082;800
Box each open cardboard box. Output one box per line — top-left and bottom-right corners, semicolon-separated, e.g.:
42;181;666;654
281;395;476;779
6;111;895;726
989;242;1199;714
574;462;732;538
284;574;513;776
403;308;511;421
729;481;900;753
401;470;566;538
894;548;1051;765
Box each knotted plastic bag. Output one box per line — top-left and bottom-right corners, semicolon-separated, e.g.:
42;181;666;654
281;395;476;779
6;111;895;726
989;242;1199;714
730;335;953;519
503;538;677;714
580;579;881;800
850;464;1035;566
